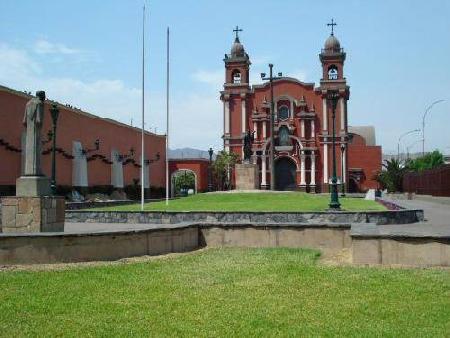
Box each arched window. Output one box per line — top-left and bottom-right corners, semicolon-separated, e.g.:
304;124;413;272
328;65;338;80
232;70;241;84
278;105;289;120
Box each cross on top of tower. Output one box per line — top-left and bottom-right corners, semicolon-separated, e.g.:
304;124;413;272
233;25;243;40
327;19;337;36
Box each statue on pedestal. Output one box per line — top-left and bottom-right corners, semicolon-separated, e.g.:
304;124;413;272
23;91;46;176
16;90;51;197
243;129;255;163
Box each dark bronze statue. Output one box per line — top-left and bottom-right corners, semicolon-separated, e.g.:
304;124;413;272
243;129;255;162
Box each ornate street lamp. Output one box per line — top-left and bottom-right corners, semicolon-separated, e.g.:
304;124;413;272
340;143;346;197
49;104;60;195
421;99;445;156
327;91;340;209
261;65;283;190
208;147;214;192
397;129;419;161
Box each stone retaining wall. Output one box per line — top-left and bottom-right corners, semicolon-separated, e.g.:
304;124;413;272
65;209;424;225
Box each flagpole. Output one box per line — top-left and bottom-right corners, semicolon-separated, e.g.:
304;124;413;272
140;4;146;211
165;27;170;206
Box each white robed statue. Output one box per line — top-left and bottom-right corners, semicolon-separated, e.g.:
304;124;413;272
23;91;46;176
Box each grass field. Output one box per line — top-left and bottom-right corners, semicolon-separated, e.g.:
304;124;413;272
0;248;448;337
90;192;386;212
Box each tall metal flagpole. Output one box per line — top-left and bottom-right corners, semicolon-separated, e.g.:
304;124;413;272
165;27;170;206
140;4;146;211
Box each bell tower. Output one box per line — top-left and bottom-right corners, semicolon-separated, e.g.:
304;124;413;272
220;26;251;155
318;19;350;192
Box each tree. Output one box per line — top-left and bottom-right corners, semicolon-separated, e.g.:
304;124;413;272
213;150;239;190
406;150;444;172
375;158;405;192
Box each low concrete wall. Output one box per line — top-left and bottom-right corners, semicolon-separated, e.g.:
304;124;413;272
0;223;352;265
65;209;424;225
1;221;448;267
0;225;198;265
352;238;450;267
200;225;351;255
351;224;450;266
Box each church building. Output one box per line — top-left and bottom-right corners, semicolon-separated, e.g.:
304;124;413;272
220;24;382;192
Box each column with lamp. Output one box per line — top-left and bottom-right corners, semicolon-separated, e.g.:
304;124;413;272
208;147;214;192
328;91;340;209
340;143;346;197
49;104;60;195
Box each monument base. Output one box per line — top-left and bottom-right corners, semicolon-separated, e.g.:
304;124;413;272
235;163;259;190
1;196;65;233
16;176;51;197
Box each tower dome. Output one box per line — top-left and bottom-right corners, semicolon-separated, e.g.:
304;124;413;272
231;37;245;57
324;34;341;53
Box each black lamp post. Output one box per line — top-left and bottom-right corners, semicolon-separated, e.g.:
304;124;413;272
49;104;60;195
340;143;346;197
328;91;340;209
208;147;214;192
261;65;283;190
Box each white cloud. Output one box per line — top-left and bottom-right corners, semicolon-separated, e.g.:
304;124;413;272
0;44;41;85
34;39;81;55
192;69;224;90
289;69;307;82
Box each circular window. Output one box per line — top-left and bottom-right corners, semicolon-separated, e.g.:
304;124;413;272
278;105;289;120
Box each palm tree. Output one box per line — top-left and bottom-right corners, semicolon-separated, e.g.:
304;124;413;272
375;158;405;192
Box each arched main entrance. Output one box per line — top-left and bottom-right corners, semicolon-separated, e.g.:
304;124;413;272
275;157;297;191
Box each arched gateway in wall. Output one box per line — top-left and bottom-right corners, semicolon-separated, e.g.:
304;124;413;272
170;169;197;197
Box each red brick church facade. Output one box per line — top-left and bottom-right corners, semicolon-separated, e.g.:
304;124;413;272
220;26;381;192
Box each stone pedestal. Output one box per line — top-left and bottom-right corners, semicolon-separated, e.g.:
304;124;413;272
235;163;259;190
1;196;65;233
298;185;307;192
16;176;51;197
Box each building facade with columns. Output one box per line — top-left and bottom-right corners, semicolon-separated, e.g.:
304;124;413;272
220;27;381;192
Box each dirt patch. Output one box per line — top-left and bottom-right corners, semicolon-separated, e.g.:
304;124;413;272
319;248;353;266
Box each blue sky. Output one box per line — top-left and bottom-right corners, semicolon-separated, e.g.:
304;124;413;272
1;0;449;154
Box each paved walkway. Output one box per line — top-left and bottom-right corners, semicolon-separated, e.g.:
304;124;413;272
64;222;166;233
385;197;450;228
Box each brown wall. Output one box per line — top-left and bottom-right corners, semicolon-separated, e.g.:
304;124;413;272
169;159;210;192
403;165;450;197
0;86;166;192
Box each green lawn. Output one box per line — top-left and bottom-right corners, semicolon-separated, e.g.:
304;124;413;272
91;192;386;212
0;248;448;336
